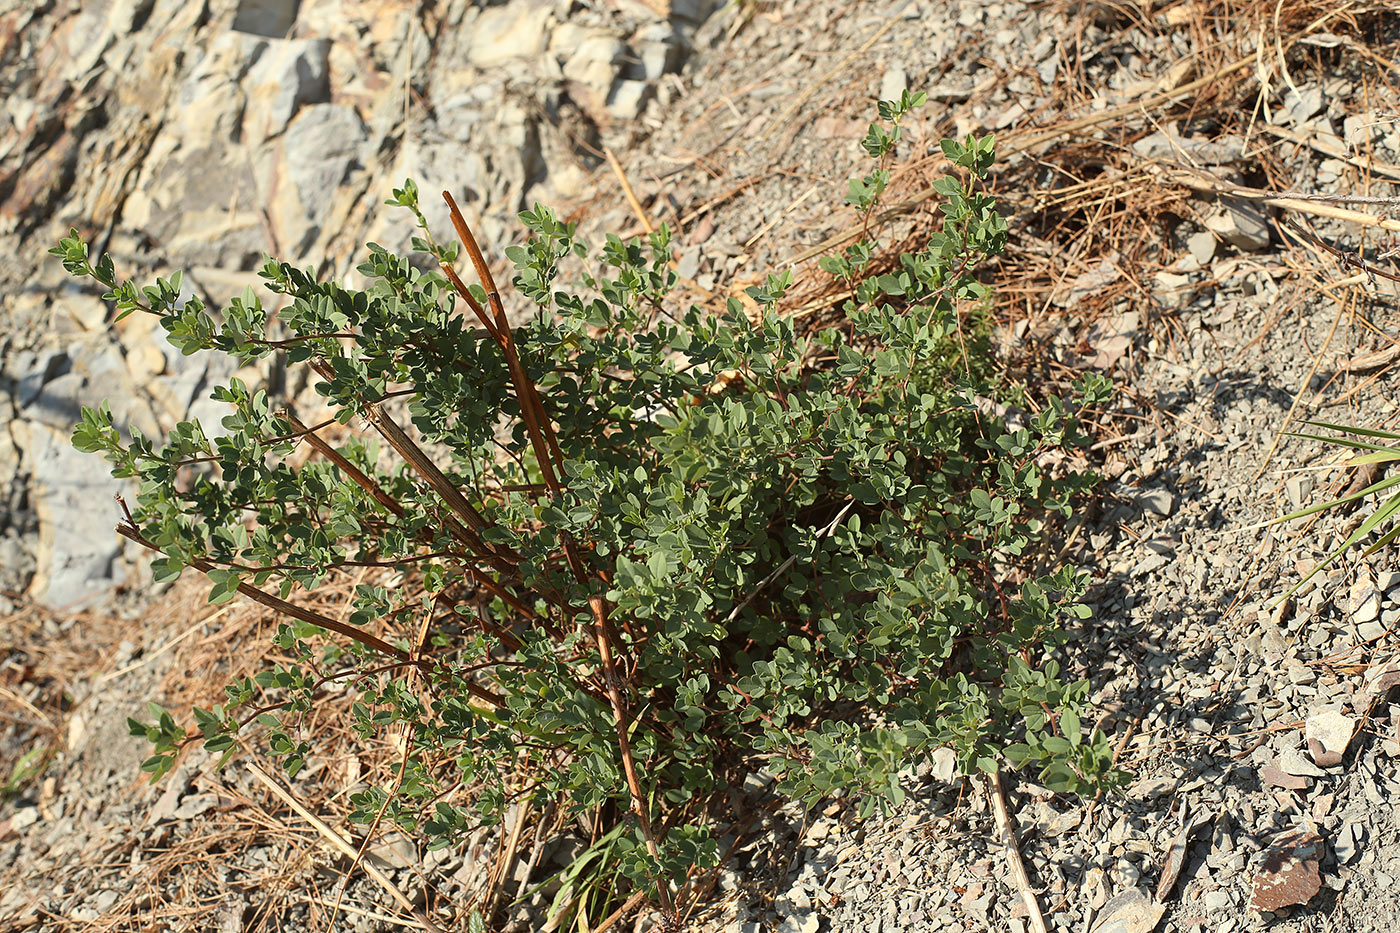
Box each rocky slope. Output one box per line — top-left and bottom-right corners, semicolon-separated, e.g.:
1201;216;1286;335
0;0;715;608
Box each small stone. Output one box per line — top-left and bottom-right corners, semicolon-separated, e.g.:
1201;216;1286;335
1358;621;1386;641
1204;199;1270;251
1276;748;1327;778
1304;709;1355;767
1088;888;1164;933
1187;230;1216;265
930;746;957;783
1084;867;1109;910
1259;765;1308;791
632;23;680;81
1286;660;1316;685
1128;775;1179;799
556;27;626;104
366;832;417;870
7;807;39;833
776;912;819;933
1349;578;1381;625
1202;889;1232;911
880;65;908;105
1333;822;1362;864
607;79;651;120
1285;474;1314;510
467;0;553;68
1284;86;1325;125
1140;490;1175;517
1152;271;1193;308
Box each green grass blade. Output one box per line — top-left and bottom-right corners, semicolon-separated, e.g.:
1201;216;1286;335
1268;473;1400;525
1271;490;1400;607
1296;419;1400;441
1284;431;1393;453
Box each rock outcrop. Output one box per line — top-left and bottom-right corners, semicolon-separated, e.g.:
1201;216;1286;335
0;0;716;607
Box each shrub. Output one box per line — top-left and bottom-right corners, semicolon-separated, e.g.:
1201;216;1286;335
52;93;1116;922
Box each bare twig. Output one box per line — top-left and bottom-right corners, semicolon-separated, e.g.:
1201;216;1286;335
986;770;1048;933
606;147;655;235
1163;166;1400;236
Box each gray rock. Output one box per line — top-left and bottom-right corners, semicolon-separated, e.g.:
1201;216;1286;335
671;0;719;22
232;0;299;38
366;832;418;871
12;350;68;407
880;64;908;104
1349;578;1381;625
23;371;87;432
1285;474;1314;510
270;103;370;254
1188;230;1216;265
242;37;331;139
608;79;651;120
1277;747;1327;778
1204;200;1270;251
1283;86;1325;126
556;26;626;105
1153;271;1192;309
1334;821;1362;863
1202;889;1232;911
468;0;555;68
22;419;128;608
1140;490;1175;517
632;22;682;81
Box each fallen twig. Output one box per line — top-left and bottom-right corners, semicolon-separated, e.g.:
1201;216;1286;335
1164;166;1400;236
606;147;655;235
986;770;1048;933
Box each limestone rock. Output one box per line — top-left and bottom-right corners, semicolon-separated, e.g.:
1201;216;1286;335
243;37;332;140
232;0;300;38
467;0;555;68
555;25;626;109
1204;199;1270;251
269;103;370;255
24;420;128;609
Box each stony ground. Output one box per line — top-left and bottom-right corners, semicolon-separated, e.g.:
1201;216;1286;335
5;0;1400;931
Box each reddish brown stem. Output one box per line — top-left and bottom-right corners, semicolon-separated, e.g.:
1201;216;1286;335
115;523;508;709
442;191;565;488
440;195;674;916
285;411;554;645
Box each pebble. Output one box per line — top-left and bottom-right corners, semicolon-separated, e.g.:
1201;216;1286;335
1204;200;1271;251
1277;748;1327;778
1188;230;1217;265
1349;578;1382;624
1285;474;1315;510
1286;661;1317;685
1203;889;1232;911
1139;490;1175;517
